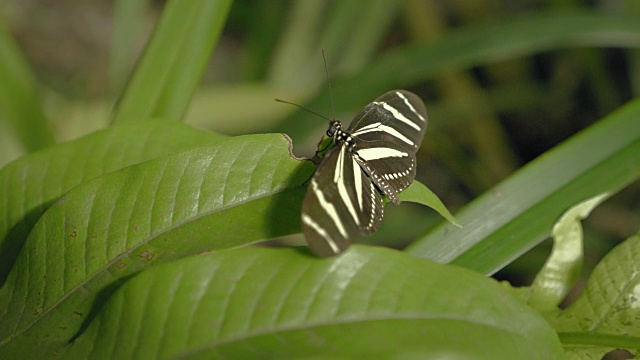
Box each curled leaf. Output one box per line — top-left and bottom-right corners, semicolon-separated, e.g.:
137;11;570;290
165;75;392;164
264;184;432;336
528;193;611;311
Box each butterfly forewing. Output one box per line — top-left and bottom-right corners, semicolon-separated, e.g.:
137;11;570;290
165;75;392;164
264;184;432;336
350;90;428;204
350;90;427;153
302;89;427;257
301;145;384;257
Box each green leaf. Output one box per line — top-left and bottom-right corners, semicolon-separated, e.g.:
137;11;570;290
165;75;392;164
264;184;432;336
267;0;326;92
315;0;401;75
0;134;313;357
0;120;224;284
268;1;401;95
399;181;460;227
550;232;640;356
63;246;564;359
0;20;54;154
112;0;233;123
406;99;640;274
527;193;611;311
186;83;305;135
108;0;152;94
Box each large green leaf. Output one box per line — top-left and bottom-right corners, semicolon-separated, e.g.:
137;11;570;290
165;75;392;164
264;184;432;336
63;246;564;359
550;232;640;357
112;0;233;123
0;134;313;357
0;120;224;283
406;99;640;274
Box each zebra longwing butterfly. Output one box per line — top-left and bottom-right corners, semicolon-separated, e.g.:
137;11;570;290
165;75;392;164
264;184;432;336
301;90;428;257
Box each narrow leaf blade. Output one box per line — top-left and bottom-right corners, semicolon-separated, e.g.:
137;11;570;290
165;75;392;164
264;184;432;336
0;21;53;153
112;0;233;122
406;99;640;275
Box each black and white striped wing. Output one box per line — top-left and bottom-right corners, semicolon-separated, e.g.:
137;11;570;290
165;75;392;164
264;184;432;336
301;144;384;257
349;90;428;204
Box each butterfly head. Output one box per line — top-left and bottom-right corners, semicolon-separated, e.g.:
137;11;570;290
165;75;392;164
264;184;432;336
326;120;342;138
327;120;354;149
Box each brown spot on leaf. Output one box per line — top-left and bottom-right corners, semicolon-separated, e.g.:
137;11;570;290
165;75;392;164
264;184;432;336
139;250;155;261
70;230;77;238
118;262;126;269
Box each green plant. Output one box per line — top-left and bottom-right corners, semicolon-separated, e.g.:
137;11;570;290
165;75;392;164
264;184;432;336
1;1;639;358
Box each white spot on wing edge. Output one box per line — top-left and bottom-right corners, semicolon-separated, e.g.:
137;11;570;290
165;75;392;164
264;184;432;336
366;181;377;229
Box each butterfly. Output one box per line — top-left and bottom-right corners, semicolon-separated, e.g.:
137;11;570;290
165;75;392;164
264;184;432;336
301;90;428;256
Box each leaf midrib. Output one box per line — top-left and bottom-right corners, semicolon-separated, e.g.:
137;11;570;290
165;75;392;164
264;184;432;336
177;315;537;357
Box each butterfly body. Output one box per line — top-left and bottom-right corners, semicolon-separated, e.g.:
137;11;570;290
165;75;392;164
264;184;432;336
301;90;428;257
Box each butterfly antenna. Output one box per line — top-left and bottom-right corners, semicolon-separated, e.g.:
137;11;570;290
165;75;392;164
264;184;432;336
275;99;331;122
322;48;336;120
